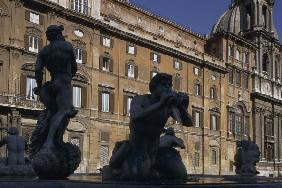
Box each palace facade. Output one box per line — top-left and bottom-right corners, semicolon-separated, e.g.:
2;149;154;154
0;0;281;176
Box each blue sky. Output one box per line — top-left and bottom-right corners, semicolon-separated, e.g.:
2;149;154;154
130;0;282;41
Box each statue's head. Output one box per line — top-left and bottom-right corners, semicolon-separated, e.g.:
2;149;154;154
149;73;172;95
8;127;19;135
165;127;175;136
46;25;65;41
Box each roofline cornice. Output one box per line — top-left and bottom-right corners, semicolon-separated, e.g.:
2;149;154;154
23;0;227;73
113;0;207;41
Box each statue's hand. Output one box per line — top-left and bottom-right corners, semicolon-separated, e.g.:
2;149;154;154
160;92;176;106
33;87;41;95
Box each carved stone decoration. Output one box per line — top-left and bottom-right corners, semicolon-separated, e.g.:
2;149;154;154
13;0;23;8
234;139;260;176
30;25;81;180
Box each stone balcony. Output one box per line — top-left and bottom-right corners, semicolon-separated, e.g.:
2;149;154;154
0;93;44;110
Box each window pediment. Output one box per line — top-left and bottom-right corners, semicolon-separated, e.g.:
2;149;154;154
26;27;42;37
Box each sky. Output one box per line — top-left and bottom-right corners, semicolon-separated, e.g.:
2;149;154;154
130;0;282;41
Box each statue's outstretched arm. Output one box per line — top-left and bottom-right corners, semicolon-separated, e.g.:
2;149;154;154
130;96;162;122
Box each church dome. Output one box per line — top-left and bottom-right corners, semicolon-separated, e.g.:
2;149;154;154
211;5;241;35
211;1;279;40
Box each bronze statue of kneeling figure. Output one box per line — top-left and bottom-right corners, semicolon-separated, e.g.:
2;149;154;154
102;73;193;181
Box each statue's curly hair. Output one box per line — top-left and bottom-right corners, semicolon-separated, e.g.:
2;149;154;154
149;73;172;93
46;25;65;41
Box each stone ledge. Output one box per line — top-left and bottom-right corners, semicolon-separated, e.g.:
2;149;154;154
0;180;281;188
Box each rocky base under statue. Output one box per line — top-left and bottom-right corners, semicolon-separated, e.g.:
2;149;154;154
31;110;81;180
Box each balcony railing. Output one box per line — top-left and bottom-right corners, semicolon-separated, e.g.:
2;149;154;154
69;0;91;16
0;93;44;110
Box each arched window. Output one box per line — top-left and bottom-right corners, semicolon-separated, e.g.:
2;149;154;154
262;5;267;29
245;4;252;30
235;106;243;135
228;104;250;139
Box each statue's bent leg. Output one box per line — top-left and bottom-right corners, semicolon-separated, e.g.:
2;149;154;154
44;85;73;148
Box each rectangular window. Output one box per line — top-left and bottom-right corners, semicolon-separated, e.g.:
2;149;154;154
228;112;235;133
211;115;217;130
194;152;200;167
211;150;217;165
100;131;110;142
102;92;110;112
73;86;81;108
195;84;201;96
102;37;111;47
128;45;135;55
28;36;39;53
100;145;109;167
195;111;200;127
243;74;248;89
236;50;240;61
228;69;234;84
30;12;39;24
70;0;89;15
128;64;135;78
236;71;241;87
194;67;199;75
151;53;159;63
102;57;110;71
174;61;180;70
75;48;83;64
127;97;133;116
210;87;215;99
26;77;37;100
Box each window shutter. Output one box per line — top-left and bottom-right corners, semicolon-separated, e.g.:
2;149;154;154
215;88;217;99
125;63;128;76
126;43;129;53
210;115;212;130
150;52;153;61
110;93;114;113
217;116;220;130
199;69;202;76
82;50;87;64
20;74;27;96
123;95;128;115
39;15;44;25
81;87;87;108
24;35;29;51
180;62;183;70
25;10;30;21
192;110;196;126
109;58;113;72
200;111;204;127
99;56;103;70
173;61;175;69
100;36;103;46
157;54;161;63
134;65;138;79
39;39;43;50
110;38;114;48
98;90;102;111
134;46;137;56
